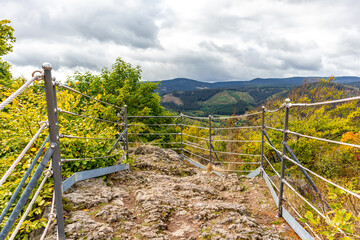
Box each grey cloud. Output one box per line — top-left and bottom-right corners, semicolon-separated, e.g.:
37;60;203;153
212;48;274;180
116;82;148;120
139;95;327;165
279;54;323;71
1;0;163;49
2;0;360;82
5;40;109;71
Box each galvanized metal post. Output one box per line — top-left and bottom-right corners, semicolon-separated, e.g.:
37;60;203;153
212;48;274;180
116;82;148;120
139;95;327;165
42;63;66;239
117;112;121;161
124;105;129;160
209;115;212;164
260;106;265;176
278;98;290;217
180;113;184;160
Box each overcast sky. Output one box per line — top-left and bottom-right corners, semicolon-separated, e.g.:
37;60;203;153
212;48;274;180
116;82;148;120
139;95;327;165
1;0;360;82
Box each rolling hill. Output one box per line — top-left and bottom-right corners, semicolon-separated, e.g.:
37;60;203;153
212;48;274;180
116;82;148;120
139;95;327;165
156;76;360;94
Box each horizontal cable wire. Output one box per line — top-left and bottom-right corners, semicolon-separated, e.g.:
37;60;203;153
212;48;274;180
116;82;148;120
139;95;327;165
182;114;209;120
212;139;261;143
184;140;205;149
222;162;260;165
58;108;117;124
212;150;261;157
0;122;47;187
128;123;179;127
58;83;123;110
181;124;209;129
287;130;360;148
212;111;262;119
60;135;114;140
264;125;284;132
291;95;360;107
182;133;208;141
212;126;261;130
128;142;180;145
266;142;360;200
128;115;179;118
264;155;281;178
128;132;179;135
216;169;253;173
9;164;52;240
265;105;285;113
0;74;41;111
61;153;121;162
183;142;210;152
183;148;210;162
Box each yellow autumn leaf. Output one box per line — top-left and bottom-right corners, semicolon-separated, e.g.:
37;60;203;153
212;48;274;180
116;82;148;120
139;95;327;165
31;148;37;152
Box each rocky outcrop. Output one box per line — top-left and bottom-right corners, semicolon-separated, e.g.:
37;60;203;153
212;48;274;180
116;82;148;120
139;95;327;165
45;145;297;239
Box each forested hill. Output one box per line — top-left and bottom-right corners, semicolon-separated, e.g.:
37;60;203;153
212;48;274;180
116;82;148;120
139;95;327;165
159;77;360;117
157;76;360;94
161;86;289;116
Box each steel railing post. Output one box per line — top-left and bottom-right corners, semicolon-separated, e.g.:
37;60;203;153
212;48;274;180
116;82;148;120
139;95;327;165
278;98;290;217
117;112;121;161
209;115;212;164
260;106;265;176
124;105;129;160
42;63;66;239
180;113;184;160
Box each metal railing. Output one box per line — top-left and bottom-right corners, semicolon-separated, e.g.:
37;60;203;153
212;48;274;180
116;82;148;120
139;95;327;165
127;100;360;239
0;63;129;239
1;64;360;240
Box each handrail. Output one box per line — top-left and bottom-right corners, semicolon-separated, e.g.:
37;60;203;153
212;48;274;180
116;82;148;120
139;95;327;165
0;122;48;187
0;144;55;238
0;135;50;224
291;95;360;107
9;163;53;239
3;65;360;239
0;74;42;111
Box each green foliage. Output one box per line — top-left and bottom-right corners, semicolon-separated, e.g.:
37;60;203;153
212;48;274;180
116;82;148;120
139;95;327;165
0;57;170;238
0;19;16;84
67;58;165;117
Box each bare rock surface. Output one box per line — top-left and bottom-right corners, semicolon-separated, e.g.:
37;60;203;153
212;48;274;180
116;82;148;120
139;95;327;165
47;145;299;239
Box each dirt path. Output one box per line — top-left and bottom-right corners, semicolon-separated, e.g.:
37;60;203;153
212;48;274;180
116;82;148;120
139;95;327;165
46;145;301;239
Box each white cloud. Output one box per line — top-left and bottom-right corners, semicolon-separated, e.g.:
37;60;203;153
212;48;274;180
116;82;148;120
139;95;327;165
1;0;360;82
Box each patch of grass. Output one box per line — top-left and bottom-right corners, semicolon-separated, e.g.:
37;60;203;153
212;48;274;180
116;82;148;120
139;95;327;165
272;220;283;225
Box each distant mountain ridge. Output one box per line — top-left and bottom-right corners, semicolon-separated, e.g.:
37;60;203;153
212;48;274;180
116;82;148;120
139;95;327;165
157;76;360;94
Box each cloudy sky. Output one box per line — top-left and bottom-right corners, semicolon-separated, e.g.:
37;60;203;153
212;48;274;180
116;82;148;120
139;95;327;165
1;0;360;82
